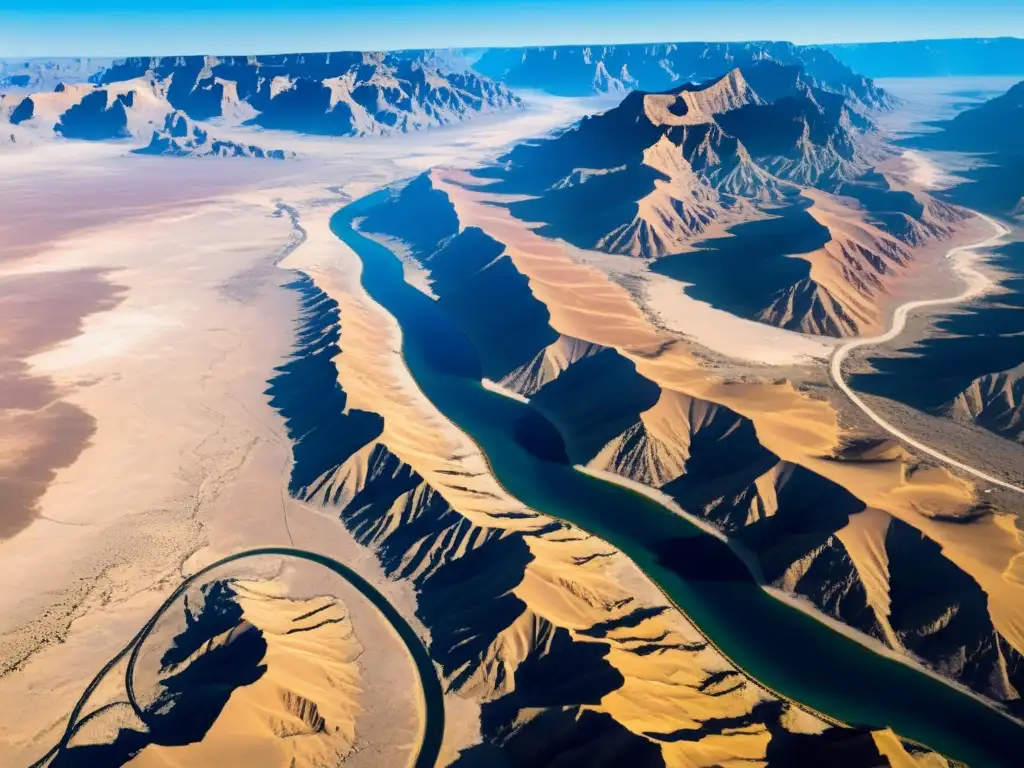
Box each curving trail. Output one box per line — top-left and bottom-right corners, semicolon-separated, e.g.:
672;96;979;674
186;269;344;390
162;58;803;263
32;547;444;768
830;213;1024;495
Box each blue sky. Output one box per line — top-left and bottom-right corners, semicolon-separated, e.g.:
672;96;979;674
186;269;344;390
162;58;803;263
2;0;1022;58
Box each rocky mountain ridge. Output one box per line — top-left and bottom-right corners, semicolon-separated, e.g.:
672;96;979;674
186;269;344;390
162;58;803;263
470;61;968;338
0;51;523;149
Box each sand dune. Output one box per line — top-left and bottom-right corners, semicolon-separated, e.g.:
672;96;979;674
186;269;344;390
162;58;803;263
127;581;364;768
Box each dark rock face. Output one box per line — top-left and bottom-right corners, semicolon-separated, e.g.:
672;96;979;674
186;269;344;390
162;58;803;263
94;51;522;137
54;89;131;140
470;41;893;109
9;96;34;124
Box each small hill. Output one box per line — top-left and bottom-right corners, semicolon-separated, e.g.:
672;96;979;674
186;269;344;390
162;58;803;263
951;362;1024;443
135;111;291;159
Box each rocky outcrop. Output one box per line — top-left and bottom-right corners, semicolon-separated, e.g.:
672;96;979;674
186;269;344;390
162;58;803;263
135;111;291;159
951;362;1024;443
54;89;133;140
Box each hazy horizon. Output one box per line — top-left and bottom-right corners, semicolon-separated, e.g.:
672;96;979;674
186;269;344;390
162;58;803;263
3;35;1024;62
4;0;1023;58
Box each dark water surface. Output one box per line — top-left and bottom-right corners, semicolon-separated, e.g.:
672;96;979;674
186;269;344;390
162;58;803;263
327;192;1024;766
851;242;1024;414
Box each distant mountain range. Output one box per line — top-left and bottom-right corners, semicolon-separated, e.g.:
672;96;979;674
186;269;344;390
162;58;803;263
0;42;896;152
469;41;894;109
0;51;522;148
0;57;111;92
95;52;521;135
916;80;1024;153
469;60;964;338
824;37;1024;78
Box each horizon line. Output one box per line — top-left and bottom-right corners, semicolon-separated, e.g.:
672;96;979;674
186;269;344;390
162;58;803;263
4;34;1023;63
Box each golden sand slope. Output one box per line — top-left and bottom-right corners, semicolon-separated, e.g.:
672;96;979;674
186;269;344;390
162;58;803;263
589;389;727;488
430;168;1024;675
283;209;856;766
285;198;959;766
128;581;363;768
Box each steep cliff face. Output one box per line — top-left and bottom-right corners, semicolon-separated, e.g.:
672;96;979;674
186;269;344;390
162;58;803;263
470;41;894;110
5;81;169;141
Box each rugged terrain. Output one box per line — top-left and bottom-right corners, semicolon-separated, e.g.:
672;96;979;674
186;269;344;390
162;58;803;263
470;41;893;110
352;158;1024;731
474;63;969;338
0;51;522;148
2;44;1022;768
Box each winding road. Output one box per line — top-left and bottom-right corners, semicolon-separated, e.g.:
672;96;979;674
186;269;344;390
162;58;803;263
829;212;1024;495
32;547;444;768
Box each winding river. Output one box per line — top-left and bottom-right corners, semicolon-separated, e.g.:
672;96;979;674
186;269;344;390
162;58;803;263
333;192;1024;767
